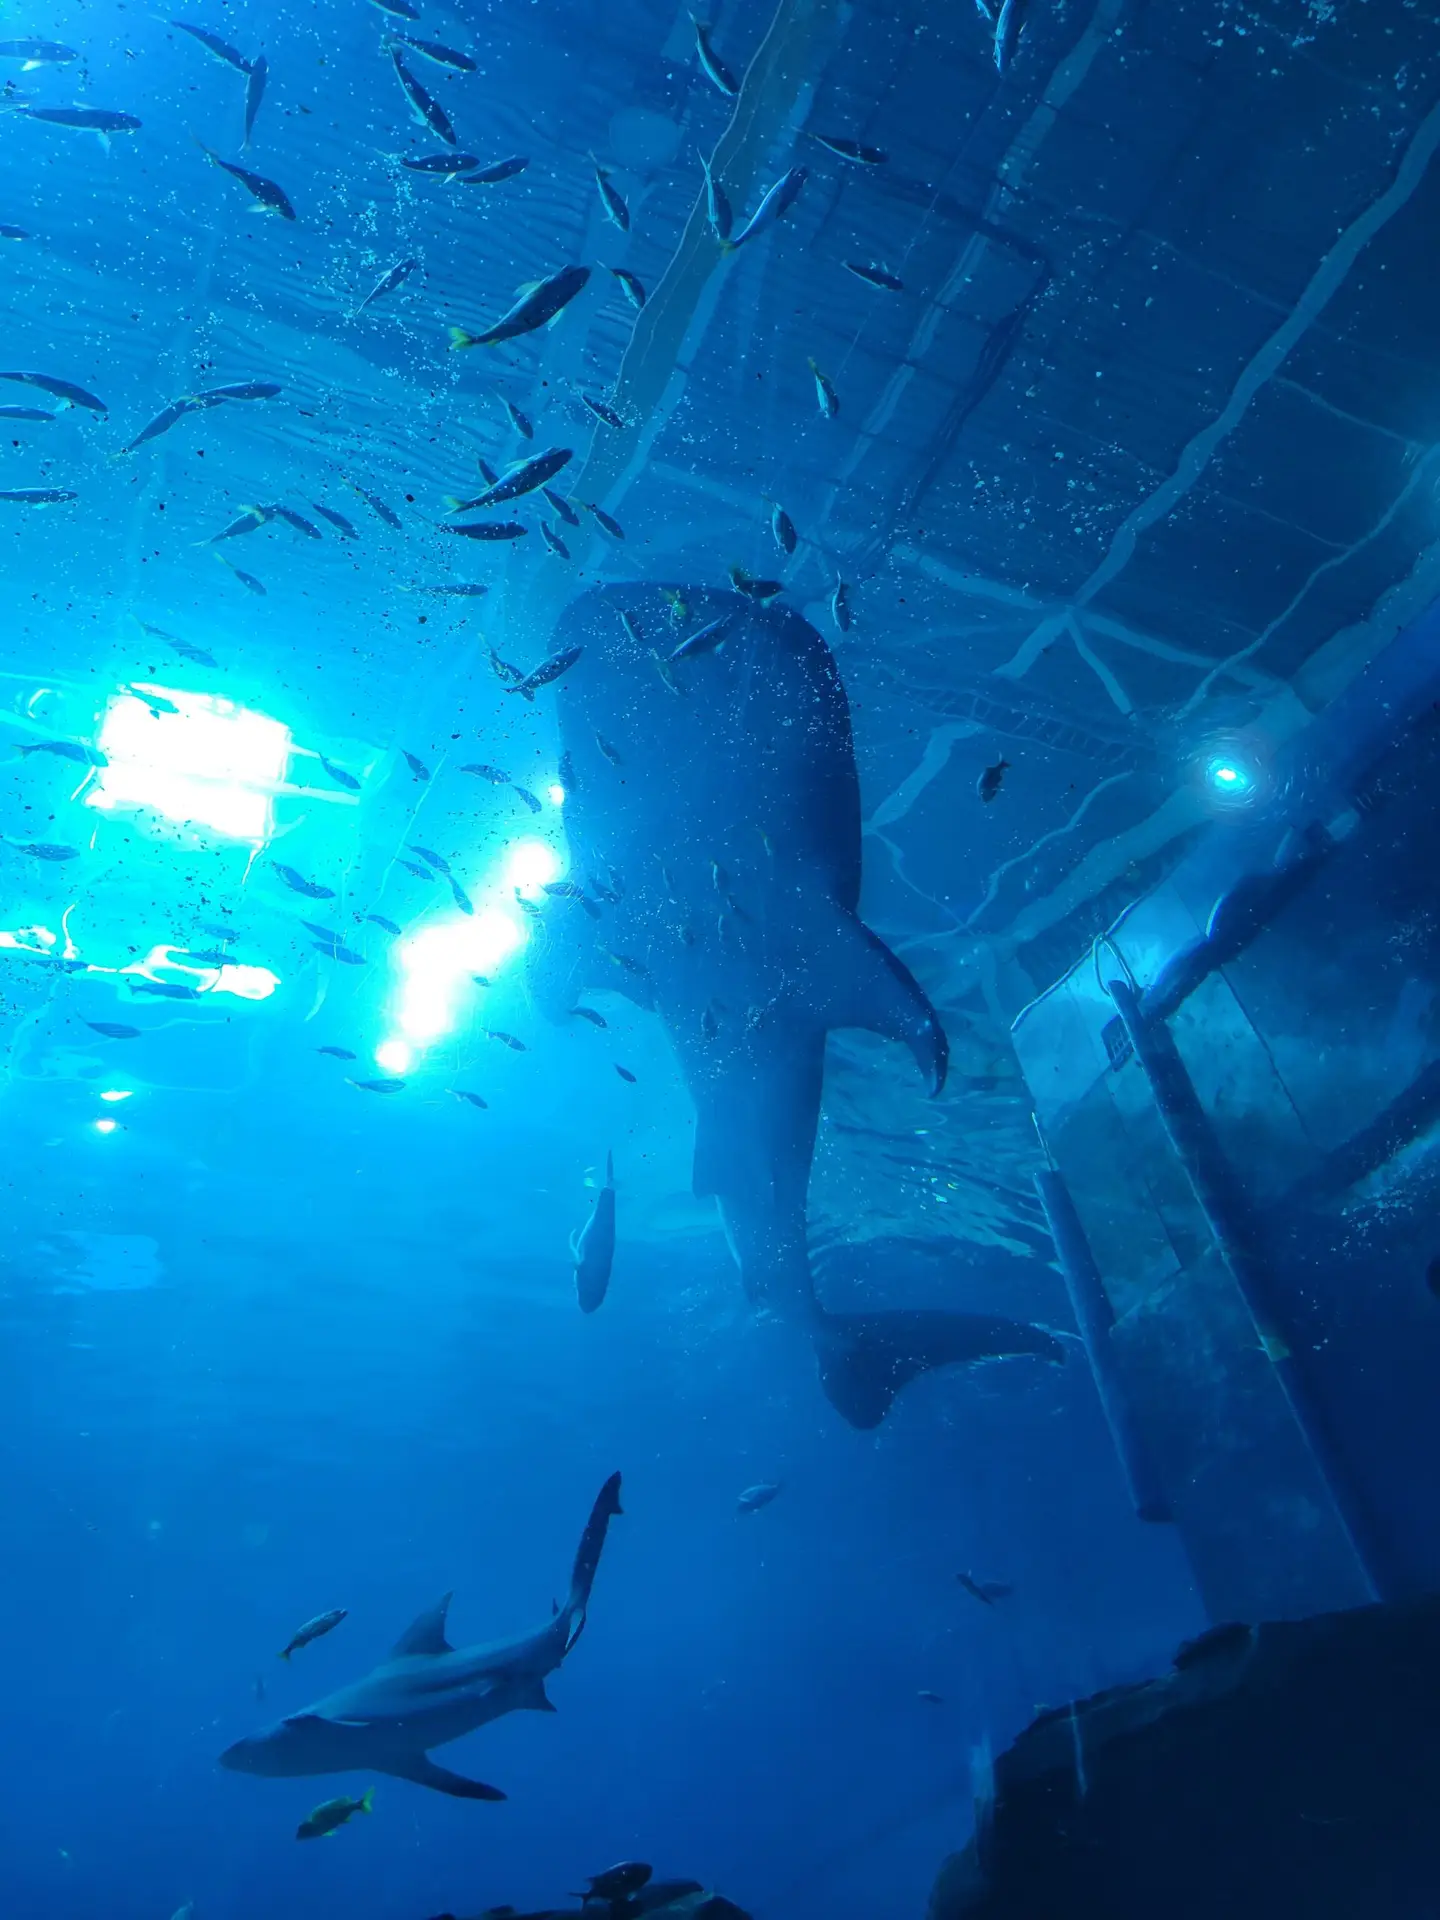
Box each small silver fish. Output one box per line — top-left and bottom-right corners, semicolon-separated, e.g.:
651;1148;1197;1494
344;479;402;528
737;1482;782;1513
726;166;806;249
580;393;626;431
199;146;296;220
394;34;476;72
390;46;456;146
460;155;529;185
692;18;738;95
243;53;267;148
808;357;839;418
448;266;590;350
170;19;250;70
699;150;732;244
583;500;625;540
571;1150;616;1314
355;257;420;316
768;500;797;554
272;863;335;900
809;132;888;164
668;614;731;663
592;158;630;232
607;265;647;310
279;1607;348;1660
507;645;583;701
401;150;481;175
844;260;904;291
312;503;358;539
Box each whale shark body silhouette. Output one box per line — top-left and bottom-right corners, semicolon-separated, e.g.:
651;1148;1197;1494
529;586;1062;1427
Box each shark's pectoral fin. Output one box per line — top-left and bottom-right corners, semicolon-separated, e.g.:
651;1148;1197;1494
518;1676;557;1712
381;1753;507;1800
813;1310;1065;1430
823;909;948;1094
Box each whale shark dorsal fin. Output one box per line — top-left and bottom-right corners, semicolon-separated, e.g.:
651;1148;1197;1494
391;1592;455;1658
823;908;948;1093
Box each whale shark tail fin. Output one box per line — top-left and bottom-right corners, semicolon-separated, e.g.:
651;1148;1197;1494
812;1310;1065;1429
561;1470;624;1652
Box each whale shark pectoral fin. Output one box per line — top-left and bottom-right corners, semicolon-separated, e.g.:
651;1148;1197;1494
390;1593;455;1659
813;1310;1066;1430
824;909;948;1094
380;1752;507;1800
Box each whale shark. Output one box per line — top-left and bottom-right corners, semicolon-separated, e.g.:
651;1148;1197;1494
219;1472;622;1799
528;585;1063;1427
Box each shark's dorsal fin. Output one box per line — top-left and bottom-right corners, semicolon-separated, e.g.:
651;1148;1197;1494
391;1592;455;1658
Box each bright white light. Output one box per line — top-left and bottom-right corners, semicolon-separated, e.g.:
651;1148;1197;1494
1203;753;1255;802
212;963;280;1002
395;907;525;1044
99;1089;132;1104
547;783;565;806
375;1037;413;1073
88;686;291;843
93;1119;118;1136
504;837;561;899
119;946;280;1004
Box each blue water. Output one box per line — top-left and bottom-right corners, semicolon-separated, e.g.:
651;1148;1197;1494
0;2;1212;1916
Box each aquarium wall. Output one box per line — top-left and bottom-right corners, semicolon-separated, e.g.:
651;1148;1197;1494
1014;597;1440;1621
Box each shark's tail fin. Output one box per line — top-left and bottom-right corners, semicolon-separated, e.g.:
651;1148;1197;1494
561;1470;623;1652
812;1310;1065;1430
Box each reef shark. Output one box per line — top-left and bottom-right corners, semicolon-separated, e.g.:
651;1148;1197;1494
219;1472;622;1799
528;585;1062;1427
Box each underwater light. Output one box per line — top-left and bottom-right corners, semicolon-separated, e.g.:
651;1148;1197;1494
1190;730;1268;813
99;1089;132;1104
504;837;562;898
88;686;291;843
395;907;526;1046
375;1037;413;1073
547;783;566;806
93;1119;118;1136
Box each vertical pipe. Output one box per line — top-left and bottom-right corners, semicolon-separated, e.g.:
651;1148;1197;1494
1106;977;1387;1599
1035;1164;1172;1523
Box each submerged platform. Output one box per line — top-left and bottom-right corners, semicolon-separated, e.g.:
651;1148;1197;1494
929;1594;1440;1920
